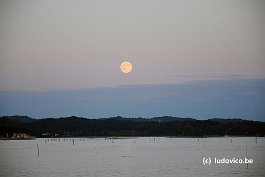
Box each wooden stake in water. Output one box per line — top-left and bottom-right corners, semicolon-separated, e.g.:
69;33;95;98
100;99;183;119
246;139;248;169
37;143;39;158
245;140;248;157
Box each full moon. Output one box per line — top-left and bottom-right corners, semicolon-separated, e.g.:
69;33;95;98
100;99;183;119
120;61;132;74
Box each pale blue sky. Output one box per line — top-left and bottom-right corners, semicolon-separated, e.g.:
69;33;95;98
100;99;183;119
1;79;265;120
0;0;264;119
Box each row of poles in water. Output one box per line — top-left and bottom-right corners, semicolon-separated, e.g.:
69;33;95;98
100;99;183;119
35;137;259;158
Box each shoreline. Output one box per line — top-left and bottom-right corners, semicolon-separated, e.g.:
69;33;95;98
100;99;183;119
1;136;263;140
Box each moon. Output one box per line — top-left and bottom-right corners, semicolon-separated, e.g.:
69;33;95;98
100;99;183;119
120;61;132;74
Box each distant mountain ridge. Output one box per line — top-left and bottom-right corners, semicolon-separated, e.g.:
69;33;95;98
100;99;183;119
100;116;244;122
1;115;264;138
102;116;192;122
151;116;196;122
0;115;248;123
0;115;37;123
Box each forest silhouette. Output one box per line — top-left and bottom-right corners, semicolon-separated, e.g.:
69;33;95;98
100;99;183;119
1;116;264;138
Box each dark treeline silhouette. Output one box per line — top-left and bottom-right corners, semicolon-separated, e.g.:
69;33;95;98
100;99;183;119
0;116;265;138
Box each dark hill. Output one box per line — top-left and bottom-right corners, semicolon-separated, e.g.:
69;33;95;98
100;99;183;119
1;115;36;124
0;116;264;138
151;116;196;122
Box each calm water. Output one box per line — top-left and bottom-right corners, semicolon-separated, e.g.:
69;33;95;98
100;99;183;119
0;137;264;177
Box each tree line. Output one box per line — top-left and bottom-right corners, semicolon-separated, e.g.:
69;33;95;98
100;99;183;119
0;116;264;138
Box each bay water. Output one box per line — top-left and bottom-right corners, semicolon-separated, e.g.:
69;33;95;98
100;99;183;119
0;137;264;177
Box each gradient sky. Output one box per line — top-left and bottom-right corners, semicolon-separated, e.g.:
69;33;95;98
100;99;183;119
0;0;265;120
